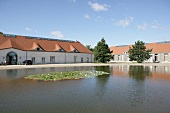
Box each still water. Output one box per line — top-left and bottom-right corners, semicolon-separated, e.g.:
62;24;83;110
0;65;170;113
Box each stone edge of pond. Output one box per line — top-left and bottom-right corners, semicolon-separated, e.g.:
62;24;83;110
1;63;170;70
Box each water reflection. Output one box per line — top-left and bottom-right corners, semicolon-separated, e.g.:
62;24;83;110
111;65;170;81
94;66;110;100
1;66;170;113
6;69;18;78
129;66;152;81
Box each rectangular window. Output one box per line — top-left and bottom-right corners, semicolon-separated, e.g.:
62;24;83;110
81;57;83;63
154;54;158;62
42;57;45;64
164;53;168;61
32;57;35;64
74;56;77;63
118;55;120;61
50;56;55;63
87;58;89;63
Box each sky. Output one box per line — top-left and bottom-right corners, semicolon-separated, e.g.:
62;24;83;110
0;0;170;47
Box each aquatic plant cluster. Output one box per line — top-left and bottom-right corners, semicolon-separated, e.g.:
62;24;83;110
24;70;109;81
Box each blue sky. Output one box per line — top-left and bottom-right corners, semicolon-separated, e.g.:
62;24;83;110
0;0;170;47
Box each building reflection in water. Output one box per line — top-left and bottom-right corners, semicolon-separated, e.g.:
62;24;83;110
110;65;170;81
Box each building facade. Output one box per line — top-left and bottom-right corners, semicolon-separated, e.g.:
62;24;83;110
110;41;170;63
0;33;94;64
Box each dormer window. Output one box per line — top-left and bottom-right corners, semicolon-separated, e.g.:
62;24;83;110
58;49;64;52
35;47;43;51
124;51;128;54
73;49;78;53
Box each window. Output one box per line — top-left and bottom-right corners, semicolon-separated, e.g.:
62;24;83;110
74;56;77;63
154;54;158;62
32;57;35;64
36;47;43;51
73;49;78;53
87;58;89;63
59;49;64;52
42;57;45;64
50;56;55;63
124;51;128;54
118;55;120;61
81;57;83;63
164;53;168;61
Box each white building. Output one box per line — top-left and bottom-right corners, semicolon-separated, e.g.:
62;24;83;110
0;33;94;64
110;41;170;63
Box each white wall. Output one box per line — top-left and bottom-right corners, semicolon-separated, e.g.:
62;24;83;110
111;53;170;63
0;48;94;64
0;48;26;64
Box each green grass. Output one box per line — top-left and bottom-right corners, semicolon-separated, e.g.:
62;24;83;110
24;70;109;81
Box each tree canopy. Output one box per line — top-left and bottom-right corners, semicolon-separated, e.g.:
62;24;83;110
94;38;112;63
128;40;152;63
86;45;93;52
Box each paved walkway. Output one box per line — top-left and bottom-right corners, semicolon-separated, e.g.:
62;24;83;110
0;63;170;70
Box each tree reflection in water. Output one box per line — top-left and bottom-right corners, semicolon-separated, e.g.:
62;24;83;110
93;66;110;101
129;66;152;81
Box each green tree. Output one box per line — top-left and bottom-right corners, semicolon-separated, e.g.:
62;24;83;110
86;45;93;52
94;38;112;63
128;40;152;63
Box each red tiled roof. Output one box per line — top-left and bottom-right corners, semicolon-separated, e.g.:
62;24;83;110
0;34;93;54
110;45;131;55
110;42;170;54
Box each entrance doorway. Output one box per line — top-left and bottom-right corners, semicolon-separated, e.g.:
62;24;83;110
6;51;18;65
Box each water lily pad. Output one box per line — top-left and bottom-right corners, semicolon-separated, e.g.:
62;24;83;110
25;70;109;81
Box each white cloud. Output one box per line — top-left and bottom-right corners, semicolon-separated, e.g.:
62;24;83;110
88;2;110;12
114;17;134;27
25;27;32;32
151;25;162;30
25;27;38;33
84;14;90;19
51;31;64;38
151;20;163;30
137;23;147;30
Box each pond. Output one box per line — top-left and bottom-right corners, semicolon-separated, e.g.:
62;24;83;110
0;65;170;113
